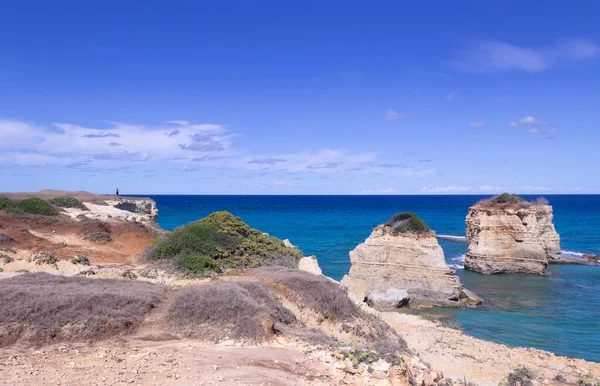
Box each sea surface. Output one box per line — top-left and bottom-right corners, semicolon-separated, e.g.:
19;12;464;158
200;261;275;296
148;194;600;363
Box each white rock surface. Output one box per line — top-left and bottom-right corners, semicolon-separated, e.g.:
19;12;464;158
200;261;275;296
341;225;479;307
465;204;561;274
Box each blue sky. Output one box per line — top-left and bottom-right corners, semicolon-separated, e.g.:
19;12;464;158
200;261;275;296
1;1;599;194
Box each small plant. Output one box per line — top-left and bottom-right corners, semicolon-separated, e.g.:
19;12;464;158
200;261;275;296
506;366;536;386
96;200;109;206
339;342;379;366
1;254;14;264
85;232;112;242
0;248;17;254
14;198;58;216
122;270;138;280
70;255;90;265
579;374;600;386
385;212;430;234
48;197;88;210
29;252;59;267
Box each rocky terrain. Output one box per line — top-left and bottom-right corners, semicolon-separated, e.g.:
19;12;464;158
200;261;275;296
342;213;481;308
465;194;561;274
1;193;599;386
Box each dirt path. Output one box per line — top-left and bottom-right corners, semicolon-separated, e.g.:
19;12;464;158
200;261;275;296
0;340;331;386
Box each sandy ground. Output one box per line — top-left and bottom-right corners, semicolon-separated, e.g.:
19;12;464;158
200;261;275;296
381;311;600;386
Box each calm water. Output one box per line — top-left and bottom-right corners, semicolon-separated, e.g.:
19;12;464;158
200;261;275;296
147;195;600;363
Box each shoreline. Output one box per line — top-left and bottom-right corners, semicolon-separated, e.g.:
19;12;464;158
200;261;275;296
1;191;599;385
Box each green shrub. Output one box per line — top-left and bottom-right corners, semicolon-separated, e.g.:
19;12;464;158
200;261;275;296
48;197;87;210
491;193;525;205
146;211;304;273
85;232;112;243
0;196;14;210
177;253;221;275
385;212;430;234
15;198;57;216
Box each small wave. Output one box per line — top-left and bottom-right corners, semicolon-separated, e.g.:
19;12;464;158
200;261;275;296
448;254;466;270
437;234;467;242
561;250;585;257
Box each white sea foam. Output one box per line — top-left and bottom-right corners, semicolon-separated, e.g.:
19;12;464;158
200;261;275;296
448;254;466;270
437;234;467;242
561;250;585;257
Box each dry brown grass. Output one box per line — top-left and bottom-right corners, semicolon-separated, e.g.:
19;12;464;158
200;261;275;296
167;280;295;341
0;273;168;347
249;266;360;322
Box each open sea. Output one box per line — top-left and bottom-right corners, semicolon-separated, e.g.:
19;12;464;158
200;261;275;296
148;194;600;363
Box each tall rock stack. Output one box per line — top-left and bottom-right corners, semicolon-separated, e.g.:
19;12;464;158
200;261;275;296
465;194;561;275
342;213;480;308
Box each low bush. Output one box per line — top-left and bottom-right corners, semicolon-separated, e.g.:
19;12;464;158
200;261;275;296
0;273;168;347
506;366;536;386
491;193;526;205
385;212;430;234
71;255;90;265
250;266;359;322
15;198;57;216
29;252;59;266
0;195;14;209
167;280;295;341
48;197;87;210
146;211;303;274
86;232;112;242
2;254;14;263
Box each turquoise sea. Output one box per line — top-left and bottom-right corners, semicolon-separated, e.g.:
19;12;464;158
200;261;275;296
148;195;600;363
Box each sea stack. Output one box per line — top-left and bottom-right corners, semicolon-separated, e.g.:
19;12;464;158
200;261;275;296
341;212;480;308
465;193;561;275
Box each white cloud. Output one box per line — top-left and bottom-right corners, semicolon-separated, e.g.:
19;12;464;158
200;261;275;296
479;185;550;193
451;38;600;73
421;186;471;194
469;121;485;129
528;128;540;135
479;185;510;192
445;92;456;101
360;188;399;195
508;116;549;127
382;109;409;120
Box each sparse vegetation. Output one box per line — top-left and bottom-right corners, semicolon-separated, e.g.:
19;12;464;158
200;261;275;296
48;196;88;210
491;193;526;205
29;252;59;267
250;266;359;322
0;273;168;347
2;254;14;264
168;280;295;341
477;193;550;209
505;366;536;386
145;211;303;274
86;232;112;242
385;212;430;235
339;342;379;366
71;255;90;265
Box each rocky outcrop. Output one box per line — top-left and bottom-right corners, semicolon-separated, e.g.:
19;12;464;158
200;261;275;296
298;255;323;275
63;198;159;223
465;203;561;275
341;223;480;308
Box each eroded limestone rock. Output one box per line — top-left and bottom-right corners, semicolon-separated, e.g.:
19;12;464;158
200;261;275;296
465;203;561;275
342;221;479;308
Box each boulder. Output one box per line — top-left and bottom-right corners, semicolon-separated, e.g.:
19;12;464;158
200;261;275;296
584;254;600;263
364;288;409;308
465;201;560;275
341;215;479;308
0;233;14;244
298;255;323;275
